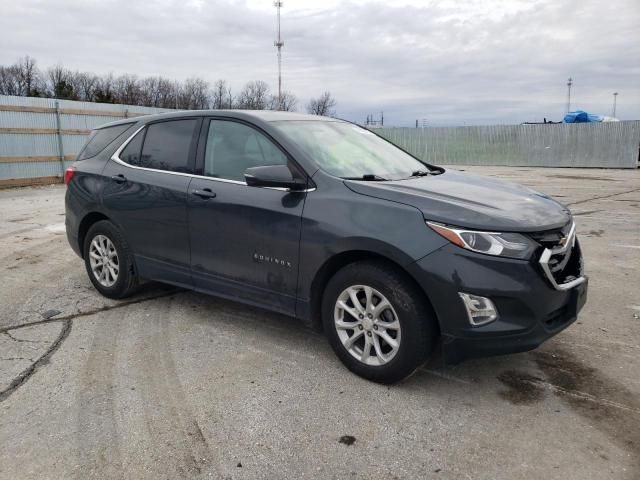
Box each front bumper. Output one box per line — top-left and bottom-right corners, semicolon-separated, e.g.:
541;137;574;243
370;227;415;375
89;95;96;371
407;243;588;364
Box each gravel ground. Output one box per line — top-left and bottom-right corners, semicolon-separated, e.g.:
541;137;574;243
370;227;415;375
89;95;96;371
0;166;639;480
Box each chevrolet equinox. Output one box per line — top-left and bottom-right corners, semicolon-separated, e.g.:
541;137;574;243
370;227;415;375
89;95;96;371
65;111;588;383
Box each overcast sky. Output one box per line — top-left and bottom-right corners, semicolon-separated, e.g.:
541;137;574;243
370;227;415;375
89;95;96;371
1;0;638;125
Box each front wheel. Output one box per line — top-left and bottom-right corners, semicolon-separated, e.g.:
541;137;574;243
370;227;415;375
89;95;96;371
322;261;438;384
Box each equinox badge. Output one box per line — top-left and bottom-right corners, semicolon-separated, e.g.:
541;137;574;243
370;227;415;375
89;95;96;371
253;253;292;268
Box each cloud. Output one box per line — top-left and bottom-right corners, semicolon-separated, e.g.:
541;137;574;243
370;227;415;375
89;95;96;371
1;0;638;125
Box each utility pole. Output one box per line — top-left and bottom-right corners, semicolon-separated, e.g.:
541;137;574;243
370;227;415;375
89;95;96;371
274;1;284;110
612;92;618;117
566;77;573;113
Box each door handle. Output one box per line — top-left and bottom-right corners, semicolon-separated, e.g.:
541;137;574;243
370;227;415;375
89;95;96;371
111;174;126;184
192;188;216;199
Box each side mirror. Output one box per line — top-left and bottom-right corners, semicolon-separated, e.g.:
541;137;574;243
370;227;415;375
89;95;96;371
244;165;307;191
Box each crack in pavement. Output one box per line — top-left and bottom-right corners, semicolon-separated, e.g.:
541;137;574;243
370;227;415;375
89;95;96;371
0;289;183;335
0;320;72;403
2;331;50;343
0;289;183;403
566;187;640;206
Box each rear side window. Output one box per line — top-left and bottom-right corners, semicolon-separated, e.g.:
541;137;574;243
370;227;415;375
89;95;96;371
78;123;134;160
138;120;197;172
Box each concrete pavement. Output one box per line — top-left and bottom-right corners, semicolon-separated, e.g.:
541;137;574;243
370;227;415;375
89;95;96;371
1;166;639;479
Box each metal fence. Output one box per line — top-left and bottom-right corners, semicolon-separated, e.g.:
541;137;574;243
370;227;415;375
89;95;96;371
0;95;172;188
377;122;640;169
1;95;639;188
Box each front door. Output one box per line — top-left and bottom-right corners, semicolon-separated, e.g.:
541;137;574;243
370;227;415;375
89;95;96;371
101;118;200;286
187;119;307;314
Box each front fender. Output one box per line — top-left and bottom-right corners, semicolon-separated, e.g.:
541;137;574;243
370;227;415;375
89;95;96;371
295;182;449;317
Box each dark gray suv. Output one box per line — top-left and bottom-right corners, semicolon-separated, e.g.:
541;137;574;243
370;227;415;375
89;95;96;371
65;111;588;383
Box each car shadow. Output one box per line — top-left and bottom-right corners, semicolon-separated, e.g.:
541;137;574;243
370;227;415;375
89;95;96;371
160;283;534;390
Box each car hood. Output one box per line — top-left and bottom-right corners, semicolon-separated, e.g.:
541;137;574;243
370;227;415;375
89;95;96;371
344;170;571;232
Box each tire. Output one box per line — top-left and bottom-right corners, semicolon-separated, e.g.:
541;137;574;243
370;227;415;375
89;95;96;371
322;260;438;384
83;220;138;299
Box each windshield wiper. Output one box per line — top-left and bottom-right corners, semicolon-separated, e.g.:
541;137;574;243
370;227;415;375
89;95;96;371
410;170;431;177
342;174;388;181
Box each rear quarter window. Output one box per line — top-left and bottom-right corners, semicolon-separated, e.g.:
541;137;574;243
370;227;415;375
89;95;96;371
77;123;135;160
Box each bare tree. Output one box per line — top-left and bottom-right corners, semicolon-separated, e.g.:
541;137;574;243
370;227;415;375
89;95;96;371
157;77;177;108
0;57;40;96
0;56;310;114
307;91;337;116
236;80;271;110
17;56;42;96
94;73;115;103
174;82;188;109
180;77;210;109
139;76;163;107
76;72;99;102
0;65;21;96
113;74;141;105
269;90;298;111
138;75;176;108
211;79;233;109
47;65;78;99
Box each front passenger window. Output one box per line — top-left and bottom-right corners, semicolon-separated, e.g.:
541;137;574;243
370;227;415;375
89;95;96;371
204;120;288;182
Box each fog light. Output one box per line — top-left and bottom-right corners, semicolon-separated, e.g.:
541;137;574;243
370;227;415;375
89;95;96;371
458;293;498;326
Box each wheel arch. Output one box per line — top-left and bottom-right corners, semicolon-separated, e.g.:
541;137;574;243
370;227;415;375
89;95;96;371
77;212;111;258
307;250;439;334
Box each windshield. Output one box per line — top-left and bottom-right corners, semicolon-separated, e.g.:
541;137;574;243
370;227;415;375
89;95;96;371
273;121;427;180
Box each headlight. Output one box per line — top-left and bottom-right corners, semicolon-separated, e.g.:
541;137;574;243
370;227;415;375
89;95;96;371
427;222;537;259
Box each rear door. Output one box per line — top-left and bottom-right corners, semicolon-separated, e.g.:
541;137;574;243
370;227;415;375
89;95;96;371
187;118;308;314
101;117;201;286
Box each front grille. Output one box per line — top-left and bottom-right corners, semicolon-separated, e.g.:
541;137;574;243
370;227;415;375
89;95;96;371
548;241;582;284
531;222;584;290
530;221;573;249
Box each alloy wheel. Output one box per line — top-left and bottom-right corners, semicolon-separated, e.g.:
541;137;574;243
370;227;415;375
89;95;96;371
334;285;401;366
89;234;119;287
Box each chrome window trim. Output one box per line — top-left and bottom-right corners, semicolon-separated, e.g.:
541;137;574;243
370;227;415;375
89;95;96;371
110;124;316;193
538;222;586;291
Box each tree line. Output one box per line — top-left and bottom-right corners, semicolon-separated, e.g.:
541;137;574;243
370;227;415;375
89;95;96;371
0;56;338;116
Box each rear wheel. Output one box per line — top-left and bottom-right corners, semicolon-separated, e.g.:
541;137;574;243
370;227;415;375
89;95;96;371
83;220;138;299
322;261;438;384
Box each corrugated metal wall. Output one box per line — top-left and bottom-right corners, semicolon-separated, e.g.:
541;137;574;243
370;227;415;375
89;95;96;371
377;122;640;168
1;94;639;187
0;95;172;187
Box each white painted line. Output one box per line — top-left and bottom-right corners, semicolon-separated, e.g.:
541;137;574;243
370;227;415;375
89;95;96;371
612;244;640;249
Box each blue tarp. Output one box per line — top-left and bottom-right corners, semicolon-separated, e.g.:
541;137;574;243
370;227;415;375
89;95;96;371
563;110;604;123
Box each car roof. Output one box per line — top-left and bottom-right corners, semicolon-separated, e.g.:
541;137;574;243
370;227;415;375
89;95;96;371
96;110;342;129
